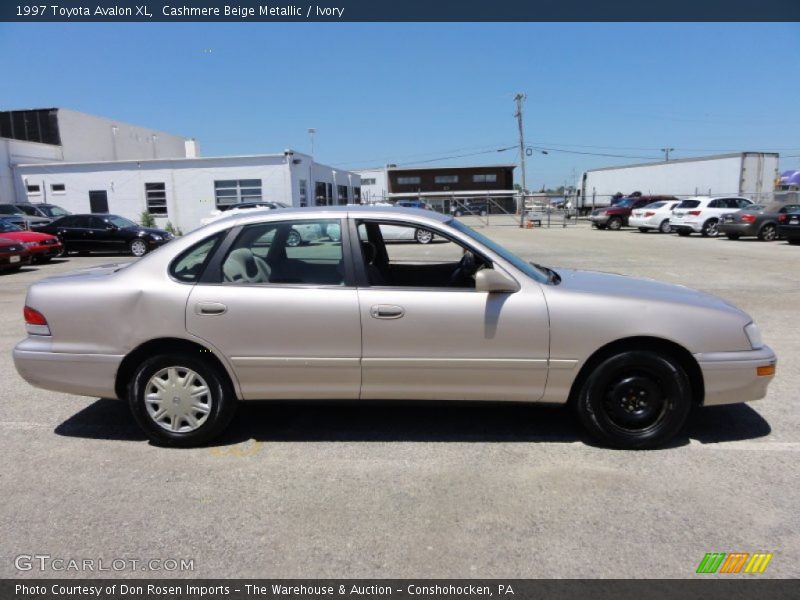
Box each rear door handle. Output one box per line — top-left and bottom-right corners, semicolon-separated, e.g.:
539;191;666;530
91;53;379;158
195;302;227;316
370;305;405;319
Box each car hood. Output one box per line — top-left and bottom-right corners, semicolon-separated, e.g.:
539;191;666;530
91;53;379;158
551;268;748;318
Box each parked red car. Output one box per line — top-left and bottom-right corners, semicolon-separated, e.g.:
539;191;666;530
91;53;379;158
0;219;62;262
0;237;32;272
590;195;678;230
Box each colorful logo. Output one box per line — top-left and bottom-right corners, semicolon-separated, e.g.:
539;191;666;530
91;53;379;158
696;552;773;574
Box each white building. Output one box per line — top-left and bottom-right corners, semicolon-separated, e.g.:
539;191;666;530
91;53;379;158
15;151;360;232
3;108;360;232
1;108;195;203
355;167;390;203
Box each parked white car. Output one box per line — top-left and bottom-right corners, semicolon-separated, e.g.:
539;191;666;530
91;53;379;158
670;196;753;237
199;201;290;227
629;200;681;233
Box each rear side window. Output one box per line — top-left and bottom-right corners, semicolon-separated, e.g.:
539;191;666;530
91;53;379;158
677;200;700;209
170;234;222;283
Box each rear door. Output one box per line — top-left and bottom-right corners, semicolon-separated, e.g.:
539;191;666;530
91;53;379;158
186;218;362;400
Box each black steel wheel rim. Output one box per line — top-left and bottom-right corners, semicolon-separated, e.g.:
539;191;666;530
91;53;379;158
602;372;668;432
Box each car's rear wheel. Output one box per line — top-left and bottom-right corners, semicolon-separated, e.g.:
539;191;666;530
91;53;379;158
607;217;623;230
128;353;237;447
659;219;672;234
758;223;777;242
575;350;692;449
414;229;433;244
701;219;719;237
129;239;148;257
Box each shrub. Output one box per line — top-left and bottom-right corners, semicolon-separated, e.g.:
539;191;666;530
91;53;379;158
140;211;156;227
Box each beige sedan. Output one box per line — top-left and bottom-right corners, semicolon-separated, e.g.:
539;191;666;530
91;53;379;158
13;207;776;448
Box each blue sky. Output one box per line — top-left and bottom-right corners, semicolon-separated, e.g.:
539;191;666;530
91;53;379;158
2;22;799;188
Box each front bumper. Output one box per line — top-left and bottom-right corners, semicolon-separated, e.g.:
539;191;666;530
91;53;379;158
695;345;777;406
13;337;122;399
589;214;610;226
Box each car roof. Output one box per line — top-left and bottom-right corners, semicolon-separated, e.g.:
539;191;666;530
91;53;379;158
230;205;452;227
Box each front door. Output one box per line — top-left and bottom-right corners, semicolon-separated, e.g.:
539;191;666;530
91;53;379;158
185;218;361;400
354;220;550;402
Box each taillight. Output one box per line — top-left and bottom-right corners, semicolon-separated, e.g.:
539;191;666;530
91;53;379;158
24;306;51;336
741;214;756;223
644;211;655;217
779;214;788;223
688;210;702;216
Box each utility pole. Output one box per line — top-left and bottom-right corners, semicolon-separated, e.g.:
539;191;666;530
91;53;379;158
661;147;674;162
514;93;527;228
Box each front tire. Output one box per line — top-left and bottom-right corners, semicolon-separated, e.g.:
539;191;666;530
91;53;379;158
128;353;237;447
286;230;302;247
129;239;148;257
659;219;672;234
414;229;433;244
574;350;692;449
607;217;623;231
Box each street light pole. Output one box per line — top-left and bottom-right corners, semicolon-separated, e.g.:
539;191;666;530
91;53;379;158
661;147;674;162
514;93;527;228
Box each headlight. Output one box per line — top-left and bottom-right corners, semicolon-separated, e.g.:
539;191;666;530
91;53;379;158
744;323;763;349
150;234;163;241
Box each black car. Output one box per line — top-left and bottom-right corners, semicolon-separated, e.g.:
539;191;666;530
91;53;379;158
33;214;173;257
777;210;800;245
451;200;489;217
14;203;71;220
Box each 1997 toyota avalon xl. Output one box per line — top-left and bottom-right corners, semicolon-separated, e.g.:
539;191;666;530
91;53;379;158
13;207;777;448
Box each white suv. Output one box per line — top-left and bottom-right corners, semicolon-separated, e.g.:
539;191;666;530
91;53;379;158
670;196;753;237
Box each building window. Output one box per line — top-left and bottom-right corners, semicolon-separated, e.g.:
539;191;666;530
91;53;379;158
361;178;376;186
397;176;421;185
473;174;497;183
353;187;361;203
435;175;459;184
26;184;41;195
145;182;168;215
315;181;333;206
50;183;66;194
337;185;348;205
214;179;262;209
299;180;308;207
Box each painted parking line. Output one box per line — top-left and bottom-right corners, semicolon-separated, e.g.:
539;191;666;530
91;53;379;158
689;440;800;451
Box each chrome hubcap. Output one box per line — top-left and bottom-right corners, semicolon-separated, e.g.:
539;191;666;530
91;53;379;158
416;230;432;243
145;367;212;433
763;226;776;241
131;240;147;256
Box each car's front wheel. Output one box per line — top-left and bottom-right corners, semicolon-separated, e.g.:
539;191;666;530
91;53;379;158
607;217;623;230
128;353;237;447
574;350;692;449
659;219;672;234
129;239;148;257
414;229;433;244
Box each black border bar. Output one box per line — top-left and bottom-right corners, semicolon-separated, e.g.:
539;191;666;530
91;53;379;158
2;1;800;22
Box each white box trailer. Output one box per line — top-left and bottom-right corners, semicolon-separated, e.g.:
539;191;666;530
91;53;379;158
576;152;779;213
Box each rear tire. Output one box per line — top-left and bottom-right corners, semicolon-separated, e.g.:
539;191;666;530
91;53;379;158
574;350;692;449
758;223;777;242
128;353;237;447
414;229;433;244
701;219;719;237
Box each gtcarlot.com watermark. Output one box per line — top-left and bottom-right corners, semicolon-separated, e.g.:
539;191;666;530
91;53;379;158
14;554;195;572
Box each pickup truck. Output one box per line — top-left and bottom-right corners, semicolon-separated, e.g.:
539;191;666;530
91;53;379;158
590;195;677;230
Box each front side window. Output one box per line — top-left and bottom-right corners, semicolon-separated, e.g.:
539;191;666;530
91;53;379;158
214;179;262;209
145;182;167;215
221;219;344;286
357;220;489;289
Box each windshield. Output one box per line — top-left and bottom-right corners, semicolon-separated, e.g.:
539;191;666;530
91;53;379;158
43;205;70;217
0;205;24;215
613;199;634;208
449;219;549;284
0;220;23;233
108;215;138;228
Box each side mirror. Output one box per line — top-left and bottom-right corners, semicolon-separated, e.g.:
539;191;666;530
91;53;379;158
475;269;519;293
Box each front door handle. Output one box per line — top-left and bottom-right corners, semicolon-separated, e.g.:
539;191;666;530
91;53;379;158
370;304;405;319
195;302;227;316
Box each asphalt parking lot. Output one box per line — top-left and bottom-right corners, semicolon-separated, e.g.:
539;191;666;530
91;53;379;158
1;221;798;579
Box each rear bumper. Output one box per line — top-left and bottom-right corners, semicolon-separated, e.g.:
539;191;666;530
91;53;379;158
719;222;757;236
695;345;777;406
671;219;702;233
13;338;122;399
628;216;660;229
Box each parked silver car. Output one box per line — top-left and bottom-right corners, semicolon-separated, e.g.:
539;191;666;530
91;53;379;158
13;207;776;448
